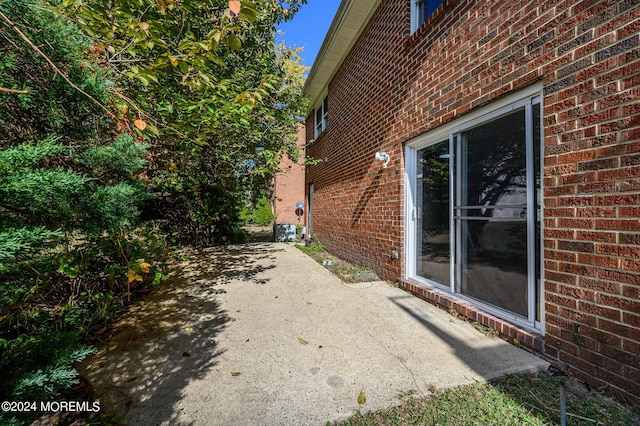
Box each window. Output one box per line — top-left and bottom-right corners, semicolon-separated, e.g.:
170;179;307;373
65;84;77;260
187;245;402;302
405;86;543;330
411;0;444;33
314;96;328;137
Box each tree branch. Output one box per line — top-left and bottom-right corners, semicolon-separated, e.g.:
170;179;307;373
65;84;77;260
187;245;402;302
0;203;30;215
0;10;117;119
0;87;29;94
108;87;188;138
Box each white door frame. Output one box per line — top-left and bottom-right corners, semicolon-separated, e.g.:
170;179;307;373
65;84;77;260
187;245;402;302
404;85;544;332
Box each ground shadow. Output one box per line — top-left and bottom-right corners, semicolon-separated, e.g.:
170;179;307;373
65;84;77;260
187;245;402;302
388;295;545;381
244;225;275;243
172;243;280;286
79;243;282;425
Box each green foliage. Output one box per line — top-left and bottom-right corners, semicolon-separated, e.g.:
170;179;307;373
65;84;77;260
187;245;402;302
252;196;274;226
239;201;252;224
0;136;67;173
78;133;149;179
58;0;310;246
58;0;305;92
338;373;640;426
145;184;247;246
296;241;326;256
12;345;96;399
296;241;377;283
90;182;149;231
2;167;91;228
0;135;148;234
0;3;168;421
332;263;375;283
0;329;98;424
0;0;110;143
0;227;62;262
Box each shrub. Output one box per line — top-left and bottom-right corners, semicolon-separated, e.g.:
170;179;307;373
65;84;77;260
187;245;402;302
252;196;275;226
0;3;168;424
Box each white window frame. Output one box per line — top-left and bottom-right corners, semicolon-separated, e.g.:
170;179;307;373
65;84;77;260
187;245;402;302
404;84;544;332
314;96;328;138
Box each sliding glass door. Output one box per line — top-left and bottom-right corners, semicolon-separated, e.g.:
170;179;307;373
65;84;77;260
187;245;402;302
407;89;542;328
455;108;529;318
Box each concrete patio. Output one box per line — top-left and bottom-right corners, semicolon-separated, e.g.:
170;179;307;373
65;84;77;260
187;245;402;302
79;242;549;425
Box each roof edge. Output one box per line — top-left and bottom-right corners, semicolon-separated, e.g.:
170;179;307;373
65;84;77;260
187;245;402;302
302;0;381;112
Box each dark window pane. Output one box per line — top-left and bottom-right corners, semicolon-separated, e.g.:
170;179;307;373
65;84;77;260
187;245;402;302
417;141;450;286
458;108;527;209
425;0;443;17
416;0;443;29
455;107;530;319
315;107;322;135
458;217;528;317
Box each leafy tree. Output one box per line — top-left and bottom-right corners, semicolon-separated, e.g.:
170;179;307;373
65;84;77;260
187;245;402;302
0;2;166;421
59;0;309;244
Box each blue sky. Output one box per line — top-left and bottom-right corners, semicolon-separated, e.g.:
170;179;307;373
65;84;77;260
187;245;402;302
276;0;342;70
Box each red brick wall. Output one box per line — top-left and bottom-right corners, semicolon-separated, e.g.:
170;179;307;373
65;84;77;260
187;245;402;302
273;123;306;225
306;0;640;404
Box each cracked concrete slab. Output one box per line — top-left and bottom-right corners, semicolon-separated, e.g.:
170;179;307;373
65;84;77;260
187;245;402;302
80;242;548;425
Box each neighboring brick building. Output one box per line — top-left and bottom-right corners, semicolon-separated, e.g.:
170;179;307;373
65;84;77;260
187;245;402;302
304;0;640;404
272;122;306;226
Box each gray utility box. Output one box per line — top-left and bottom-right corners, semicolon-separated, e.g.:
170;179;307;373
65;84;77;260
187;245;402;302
273;224;296;242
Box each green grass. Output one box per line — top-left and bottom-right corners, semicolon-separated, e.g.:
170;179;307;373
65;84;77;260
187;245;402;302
295;241;327;256
336;373;640;426
332;263;376;283
296;242;378;282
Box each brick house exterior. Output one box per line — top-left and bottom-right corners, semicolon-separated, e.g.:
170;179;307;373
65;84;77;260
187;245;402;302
304;0;640;404
272;122;306;225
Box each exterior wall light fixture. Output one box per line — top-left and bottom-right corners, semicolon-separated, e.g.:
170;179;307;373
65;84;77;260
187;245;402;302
375;151;390;168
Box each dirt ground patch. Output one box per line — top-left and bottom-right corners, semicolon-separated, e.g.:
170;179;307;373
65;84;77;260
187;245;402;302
295;241;379;283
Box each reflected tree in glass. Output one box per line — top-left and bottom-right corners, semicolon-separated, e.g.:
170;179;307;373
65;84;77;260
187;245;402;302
417;141;450;286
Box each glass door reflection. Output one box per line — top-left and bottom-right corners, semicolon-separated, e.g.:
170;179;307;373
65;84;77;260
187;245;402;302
455;108;529;318
416;141;450;286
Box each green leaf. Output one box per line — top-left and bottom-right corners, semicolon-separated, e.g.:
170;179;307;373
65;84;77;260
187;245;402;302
239;7;257;21
58;264;80;279
136;75;149;86
358;390;366;404
297;337;308;345
211;30;222;44
152;271;166;286
140;71;159;84
177;40;193;51
225;33;242;52
147;124;160;136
